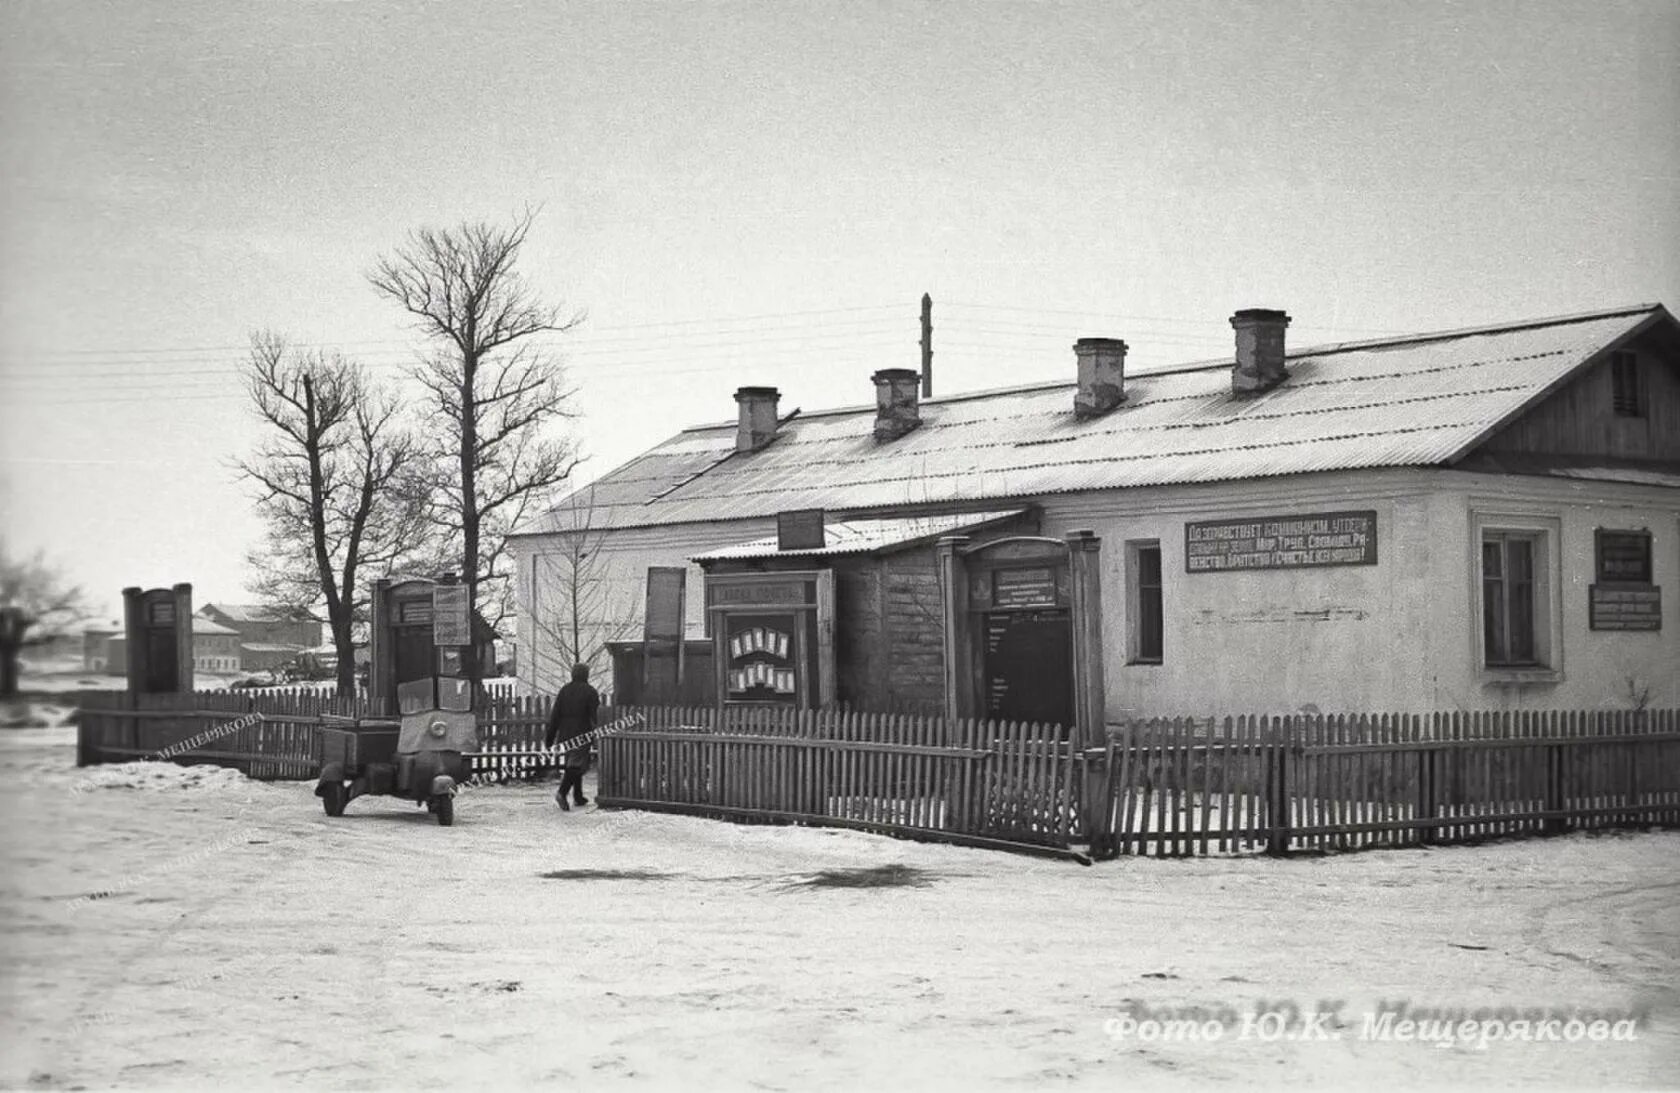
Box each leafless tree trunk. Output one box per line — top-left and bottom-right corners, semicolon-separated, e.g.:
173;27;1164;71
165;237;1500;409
0;543;88;698
235;333;427;695
369;209;582;680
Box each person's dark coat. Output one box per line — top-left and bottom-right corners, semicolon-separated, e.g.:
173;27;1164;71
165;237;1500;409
545;676;600;771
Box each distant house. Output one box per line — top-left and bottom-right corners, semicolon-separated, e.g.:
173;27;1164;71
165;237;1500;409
94;617;245;675
197;603;322;649
192;616;243;673
195;603;324;676
82;623;122;673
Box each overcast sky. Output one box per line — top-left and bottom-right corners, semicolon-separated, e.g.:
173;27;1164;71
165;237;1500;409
2;0;1677;620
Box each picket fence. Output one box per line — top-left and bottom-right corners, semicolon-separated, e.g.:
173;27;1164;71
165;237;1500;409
74;690;1680;860
1099;708;1680;856
595;706;1082;856
76;690;600;783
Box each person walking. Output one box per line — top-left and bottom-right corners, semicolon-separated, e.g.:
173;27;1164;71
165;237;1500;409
544;663;600;811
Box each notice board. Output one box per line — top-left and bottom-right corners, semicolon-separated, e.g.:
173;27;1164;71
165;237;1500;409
1589;585;1662;631
431;584;471;646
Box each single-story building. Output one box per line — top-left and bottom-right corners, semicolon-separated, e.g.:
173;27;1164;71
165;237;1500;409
509;303;1679;722
197;603;322;650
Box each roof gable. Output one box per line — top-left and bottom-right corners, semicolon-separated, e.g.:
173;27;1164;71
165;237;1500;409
523;304;1672;534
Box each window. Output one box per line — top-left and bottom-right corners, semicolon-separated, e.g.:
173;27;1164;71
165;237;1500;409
1611;351;1642;417
1481;531;1539;666
1127;541;1163;664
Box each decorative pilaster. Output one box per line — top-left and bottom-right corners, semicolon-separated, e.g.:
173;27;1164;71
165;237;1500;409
935;535;971;726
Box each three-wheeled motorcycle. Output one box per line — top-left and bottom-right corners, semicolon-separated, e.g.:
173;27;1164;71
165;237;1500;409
314;676;479;825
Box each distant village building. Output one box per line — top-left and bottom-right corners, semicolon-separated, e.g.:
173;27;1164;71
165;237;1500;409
197;603;322;649
197;603;323;676
509;304;1679;721
191;616;242;673
82;623;122;673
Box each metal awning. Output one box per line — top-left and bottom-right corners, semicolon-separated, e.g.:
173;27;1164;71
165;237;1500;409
692;509;1029;562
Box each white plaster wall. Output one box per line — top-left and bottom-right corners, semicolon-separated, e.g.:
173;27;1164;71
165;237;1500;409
1037;469;1679;718
1425;471;1680;712
1037;471;1435;718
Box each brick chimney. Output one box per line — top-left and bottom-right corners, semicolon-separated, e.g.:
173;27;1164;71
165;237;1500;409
734;386;780;453
1073;337;1128;418
1230;309;1291;395
871;368;921;442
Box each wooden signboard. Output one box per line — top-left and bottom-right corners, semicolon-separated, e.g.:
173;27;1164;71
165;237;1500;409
777;509;826;551
1589;585;1662;631
431;584;471;646
1595;529;1653;584
992;566;1059;608
1185;510;1378;573
644;566;687;641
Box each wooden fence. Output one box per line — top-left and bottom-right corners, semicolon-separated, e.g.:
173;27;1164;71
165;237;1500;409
597;706;1082;855
76;690;601;783
1097;709;1680;856
74;691;1680;860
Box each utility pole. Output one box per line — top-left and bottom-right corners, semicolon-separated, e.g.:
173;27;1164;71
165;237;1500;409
920;293;934;398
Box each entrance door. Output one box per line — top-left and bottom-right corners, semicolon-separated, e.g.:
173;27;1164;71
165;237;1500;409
143;628;177;693
982;608;1073;728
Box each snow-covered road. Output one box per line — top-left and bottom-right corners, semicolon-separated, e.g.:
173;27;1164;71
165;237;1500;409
1;726;1675;1090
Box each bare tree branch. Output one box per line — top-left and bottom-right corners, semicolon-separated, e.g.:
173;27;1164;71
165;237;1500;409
369;209;583;672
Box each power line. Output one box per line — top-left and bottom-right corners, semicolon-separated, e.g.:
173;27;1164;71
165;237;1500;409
9;303;912;360
942;300;1410;336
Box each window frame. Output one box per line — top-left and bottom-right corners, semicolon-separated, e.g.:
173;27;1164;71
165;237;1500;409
1482;532;1539;667
1469;510;1563;683
1125;539;1164;666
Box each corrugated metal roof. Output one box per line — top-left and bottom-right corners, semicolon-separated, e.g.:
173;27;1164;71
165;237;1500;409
692;509;1029;561
520;304;1669;534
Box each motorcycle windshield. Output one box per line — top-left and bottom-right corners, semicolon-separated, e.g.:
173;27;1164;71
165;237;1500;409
438;678;474;712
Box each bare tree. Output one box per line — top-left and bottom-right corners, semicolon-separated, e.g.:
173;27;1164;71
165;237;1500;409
235;333;428;695
0;542;89;697
527;485;639;690
369;209;582;676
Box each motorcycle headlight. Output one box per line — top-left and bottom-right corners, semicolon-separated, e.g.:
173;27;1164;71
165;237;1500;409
428;720;448;738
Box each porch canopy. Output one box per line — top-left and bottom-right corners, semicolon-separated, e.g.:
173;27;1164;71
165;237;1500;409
691;509;1029;562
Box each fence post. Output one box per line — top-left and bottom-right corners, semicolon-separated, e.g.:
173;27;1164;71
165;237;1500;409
1418;713;1439;845
1544;737;1566;835
1266;717;1291;855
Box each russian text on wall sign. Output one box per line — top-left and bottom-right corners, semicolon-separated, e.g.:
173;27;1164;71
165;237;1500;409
1185;510;1378;572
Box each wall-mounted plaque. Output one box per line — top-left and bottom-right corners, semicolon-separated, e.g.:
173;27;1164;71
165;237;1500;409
992;566;1060;608
146;600;175;625
708;578;815;607
1589;585;1662;631
1595;529;1653;584
777;509;826;551
1185;510;1378;573
398;598;433;626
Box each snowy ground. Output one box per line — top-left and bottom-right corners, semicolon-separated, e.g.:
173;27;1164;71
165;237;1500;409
1;725;1676;1091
